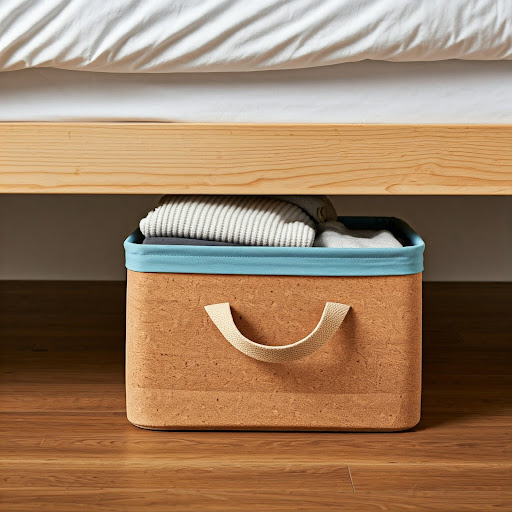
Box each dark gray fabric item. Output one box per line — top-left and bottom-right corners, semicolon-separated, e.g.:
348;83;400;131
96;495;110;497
143;237;244;246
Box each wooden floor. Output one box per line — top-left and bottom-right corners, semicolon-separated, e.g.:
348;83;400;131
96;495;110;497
1;282;511;511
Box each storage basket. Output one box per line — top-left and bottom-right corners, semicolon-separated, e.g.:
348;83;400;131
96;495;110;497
124;217;425;431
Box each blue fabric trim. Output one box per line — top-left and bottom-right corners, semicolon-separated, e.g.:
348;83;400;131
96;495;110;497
124;217;424;277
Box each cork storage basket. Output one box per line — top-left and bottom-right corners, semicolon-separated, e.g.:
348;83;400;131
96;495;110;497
124;217;425;432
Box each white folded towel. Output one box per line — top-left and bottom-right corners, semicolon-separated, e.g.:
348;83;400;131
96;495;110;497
313;221;402;248
140;195;317;247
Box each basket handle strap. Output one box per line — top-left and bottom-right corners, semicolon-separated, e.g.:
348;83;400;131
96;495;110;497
204;302;350;363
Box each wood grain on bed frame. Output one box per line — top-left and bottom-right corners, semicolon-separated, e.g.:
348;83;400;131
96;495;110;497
0;123;510;194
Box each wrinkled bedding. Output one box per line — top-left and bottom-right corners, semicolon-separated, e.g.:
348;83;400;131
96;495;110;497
0;0;510;74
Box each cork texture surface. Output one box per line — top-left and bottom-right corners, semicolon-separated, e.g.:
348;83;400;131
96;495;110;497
126;270;422;431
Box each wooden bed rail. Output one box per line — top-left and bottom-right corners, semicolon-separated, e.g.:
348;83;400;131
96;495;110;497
0;123;510;194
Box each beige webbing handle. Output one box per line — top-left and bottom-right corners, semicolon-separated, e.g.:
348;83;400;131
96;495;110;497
204;302;350;363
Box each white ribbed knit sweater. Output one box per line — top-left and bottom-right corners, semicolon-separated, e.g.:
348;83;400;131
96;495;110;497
140;195;317;247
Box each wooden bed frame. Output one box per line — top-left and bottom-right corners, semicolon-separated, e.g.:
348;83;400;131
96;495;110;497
1;123;511;194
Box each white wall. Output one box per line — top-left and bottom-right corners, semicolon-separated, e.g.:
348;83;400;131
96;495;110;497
0;195;510;281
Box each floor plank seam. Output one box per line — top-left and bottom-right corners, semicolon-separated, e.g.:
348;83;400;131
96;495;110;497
347;464;355;494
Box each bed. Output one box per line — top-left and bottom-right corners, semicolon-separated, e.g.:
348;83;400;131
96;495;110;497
0;0;511;195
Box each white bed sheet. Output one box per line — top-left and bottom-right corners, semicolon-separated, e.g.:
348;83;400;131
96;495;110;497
2;60;511;124
0;61;511;124
0;0;510;73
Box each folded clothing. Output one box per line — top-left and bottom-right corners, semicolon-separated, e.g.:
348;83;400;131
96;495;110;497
314;221;402;248
139;195;403;249
272;195;337;223
143;237;242;246
143;222;403;248
139;195;318;247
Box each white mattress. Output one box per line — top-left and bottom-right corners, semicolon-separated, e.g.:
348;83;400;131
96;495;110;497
0;0;510;73
1;61;511;123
